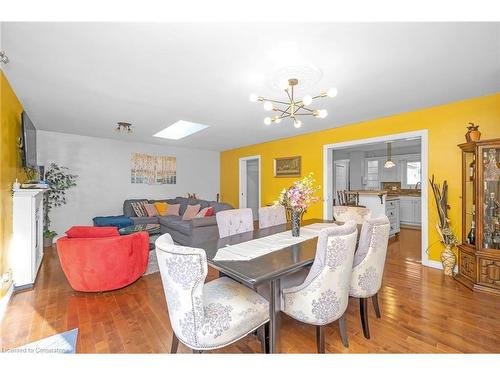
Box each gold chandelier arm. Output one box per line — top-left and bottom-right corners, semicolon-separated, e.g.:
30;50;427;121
298;106;314;113
261;98;292;106
273;105;291;115
294;113;315;116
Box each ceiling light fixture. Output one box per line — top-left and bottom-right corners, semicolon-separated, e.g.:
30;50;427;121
384;142;396;168
153;120;210;140
0;51;9;65
116;122;133;133
250;78;337;128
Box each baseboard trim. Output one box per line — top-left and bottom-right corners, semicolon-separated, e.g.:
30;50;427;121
0;282;14;323
425;260;458;273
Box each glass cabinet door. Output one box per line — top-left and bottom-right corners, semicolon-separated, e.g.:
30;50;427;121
463;150;476;247
479;145;500;250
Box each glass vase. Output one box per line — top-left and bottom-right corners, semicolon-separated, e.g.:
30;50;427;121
291;211;301;237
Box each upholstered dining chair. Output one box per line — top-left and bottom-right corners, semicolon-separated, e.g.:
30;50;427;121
349;216;390;339
155;233;270;353
280;221;358;353
333;206;372;224
216;208;254;238
258;205;287;229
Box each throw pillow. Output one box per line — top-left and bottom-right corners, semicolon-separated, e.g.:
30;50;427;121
165;203;180;216
154;202;168;216
66;226;119;238
130;200;148;217
182;204;201;221
195;206;214;218
143;203;159;217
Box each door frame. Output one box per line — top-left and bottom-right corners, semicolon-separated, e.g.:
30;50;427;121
238;155;261;210
322;130;432;269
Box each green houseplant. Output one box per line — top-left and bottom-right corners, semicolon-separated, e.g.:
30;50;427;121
43;163;78;247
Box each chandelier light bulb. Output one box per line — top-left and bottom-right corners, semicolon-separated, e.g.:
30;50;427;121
294;119;302;128
263;101;274;111
264;117;272;125
249;93;259;102
326;88;338;98
302;95;313;106
274;117;282;124
318;109;328;119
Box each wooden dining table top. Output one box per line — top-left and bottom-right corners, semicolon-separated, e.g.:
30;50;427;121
197;219;361;288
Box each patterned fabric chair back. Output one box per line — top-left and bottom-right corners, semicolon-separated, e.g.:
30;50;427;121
155;233;208;348
281;221;358;326
216;208;254;238
258;205;287;229
350;216;390;298
333;206;372;224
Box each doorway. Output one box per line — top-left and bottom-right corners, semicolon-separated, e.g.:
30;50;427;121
323;130;431;269
239;155;261;219
333;159;350;202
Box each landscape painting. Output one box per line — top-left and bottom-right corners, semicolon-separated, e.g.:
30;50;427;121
131;153;176;184
274;156;301;177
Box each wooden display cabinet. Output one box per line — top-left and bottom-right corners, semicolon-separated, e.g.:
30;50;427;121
455;138;500;296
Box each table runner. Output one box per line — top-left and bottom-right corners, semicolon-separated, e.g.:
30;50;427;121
213;222;337;261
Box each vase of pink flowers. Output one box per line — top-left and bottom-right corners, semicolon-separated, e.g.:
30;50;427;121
277;173;321;237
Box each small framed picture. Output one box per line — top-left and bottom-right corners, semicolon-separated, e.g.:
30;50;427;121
274;156;301;177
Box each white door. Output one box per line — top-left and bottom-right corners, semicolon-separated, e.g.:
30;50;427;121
239;156;261;219
333;160;349;201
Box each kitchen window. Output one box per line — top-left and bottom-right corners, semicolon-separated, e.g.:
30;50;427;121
404;160;421;188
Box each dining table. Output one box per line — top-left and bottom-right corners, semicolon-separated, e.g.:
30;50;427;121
197;218;361;354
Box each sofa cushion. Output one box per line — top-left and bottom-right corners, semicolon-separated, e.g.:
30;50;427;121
190;216;217;228
66;226;119;239
163;219;192;235
123;199;149;217
182;204;201;220
196;206;214;218
131;201;149;217
158;215;182;226
153;202;168;216
165;204;180;216
144;203;159;217
188;198;210;209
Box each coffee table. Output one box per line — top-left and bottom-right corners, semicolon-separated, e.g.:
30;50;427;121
118;223;161;250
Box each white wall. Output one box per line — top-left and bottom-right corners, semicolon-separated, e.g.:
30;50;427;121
246;159;259;219
37;130;220;235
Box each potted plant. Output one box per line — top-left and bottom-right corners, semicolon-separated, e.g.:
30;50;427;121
429;174;459;276
43;163;78;247
276;173;320;237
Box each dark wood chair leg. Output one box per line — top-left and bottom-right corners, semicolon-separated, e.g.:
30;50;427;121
258;323;269;354
338;314;349;348
170;333;179;354
192;349;203;354
359;298;370;339
372;293;382;318
315;325;325;353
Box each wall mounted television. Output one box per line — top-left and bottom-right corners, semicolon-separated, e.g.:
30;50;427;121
20;111;37;168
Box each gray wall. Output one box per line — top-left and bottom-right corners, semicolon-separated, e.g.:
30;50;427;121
37;130;220;235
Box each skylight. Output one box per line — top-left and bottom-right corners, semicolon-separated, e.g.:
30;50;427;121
153;120;210;140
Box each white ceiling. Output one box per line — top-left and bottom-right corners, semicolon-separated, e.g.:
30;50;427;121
2;22;499;151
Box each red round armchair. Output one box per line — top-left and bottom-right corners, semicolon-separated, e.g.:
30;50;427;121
56;226;149;292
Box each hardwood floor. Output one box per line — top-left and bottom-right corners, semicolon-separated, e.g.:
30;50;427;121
1;228;499;353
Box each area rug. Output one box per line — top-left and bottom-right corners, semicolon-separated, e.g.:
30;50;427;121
10;328;78;354
144;250;159;275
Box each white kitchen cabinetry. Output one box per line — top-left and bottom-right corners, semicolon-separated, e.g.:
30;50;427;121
385;198;400;236
12;189;46;289
399;196;421;226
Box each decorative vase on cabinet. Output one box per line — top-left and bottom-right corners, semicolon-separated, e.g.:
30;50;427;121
455;138;500;296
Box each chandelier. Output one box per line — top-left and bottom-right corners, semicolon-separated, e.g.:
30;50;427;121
115;122;133;133
249;78;337;128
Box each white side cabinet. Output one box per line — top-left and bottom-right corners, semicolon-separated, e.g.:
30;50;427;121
385;198;400;236
12;189;46;289
399;196;421;226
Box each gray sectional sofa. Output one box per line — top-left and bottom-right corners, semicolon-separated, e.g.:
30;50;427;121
123;197;233;246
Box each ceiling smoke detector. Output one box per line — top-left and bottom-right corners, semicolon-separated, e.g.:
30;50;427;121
116;122;133;133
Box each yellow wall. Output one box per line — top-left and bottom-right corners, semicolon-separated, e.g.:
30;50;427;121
220;93;500;262
0;71;25;297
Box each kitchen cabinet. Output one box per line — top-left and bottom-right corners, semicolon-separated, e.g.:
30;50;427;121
399;196;421;226
385;198;400;236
